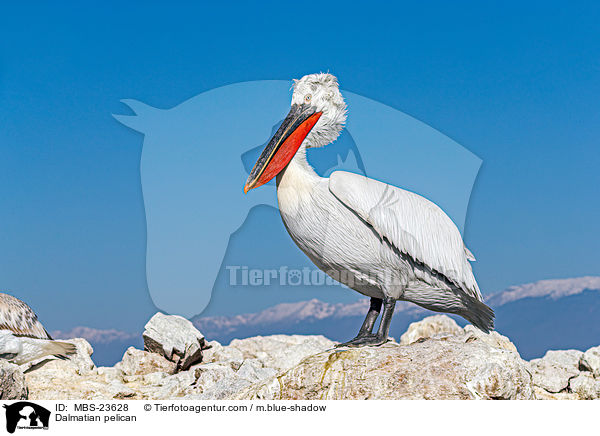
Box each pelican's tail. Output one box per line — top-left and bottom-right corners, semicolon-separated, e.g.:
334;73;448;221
43;340;77;360
459;294;495;333
404;285;495;333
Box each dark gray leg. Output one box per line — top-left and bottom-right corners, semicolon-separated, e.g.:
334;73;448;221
358;297;383;335
375;297;396;340
342;297;396;347
335;298;382;348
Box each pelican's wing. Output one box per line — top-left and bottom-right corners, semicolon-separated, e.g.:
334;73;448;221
0;293;52;339
329;171;481;300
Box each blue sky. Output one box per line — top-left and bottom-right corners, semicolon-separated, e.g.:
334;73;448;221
1;2;599;331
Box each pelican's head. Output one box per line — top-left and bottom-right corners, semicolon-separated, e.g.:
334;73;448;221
291;73;347;148
244;73;346;193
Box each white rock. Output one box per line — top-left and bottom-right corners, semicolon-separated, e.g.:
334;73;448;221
185;362;239;399
0;360;28;399
463;325;518;353
20;329;598;401
400;315;463;345
569;372;600;400
529;350;582;393
195;378;251;400
201;340;244;370
142;371;169;385
102;381;137;400
579;346;600;378
115;347;177;376
236;359;277;384
228;335;335;372
153;370;198;398
184;357;277;400
96;366;125;384
143;313;206;370
238;338;534;400
533;386;577;400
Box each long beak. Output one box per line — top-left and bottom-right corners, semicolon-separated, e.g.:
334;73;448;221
244;103;321;193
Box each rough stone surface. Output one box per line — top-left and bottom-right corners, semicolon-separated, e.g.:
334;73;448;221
226;335;335;372
569;373;600;400
238;338;534;400
528;349;582;393
18;313;600;401
115;347;177;376
399;315;463;345
532;387;577;400
579;346;600;378
143;313;206;371
23;333;332;400
201;340;244;370
0;361;28;399
463;325;519;353
23;339;131;400
183;335;331;400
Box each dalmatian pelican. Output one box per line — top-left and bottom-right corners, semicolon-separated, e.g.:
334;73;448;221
0;293;76;364
244;73;494;346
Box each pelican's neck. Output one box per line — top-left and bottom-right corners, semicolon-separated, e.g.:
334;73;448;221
275;145;320;212
276;145;320;186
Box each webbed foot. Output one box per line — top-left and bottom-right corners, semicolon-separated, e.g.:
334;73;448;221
336;334;390;348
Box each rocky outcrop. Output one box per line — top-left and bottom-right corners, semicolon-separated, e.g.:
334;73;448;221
579;346;600;377
529;350;582;394
399;314;463;345
15;313;600;400
115;347;177;376
0;361;28;399
142;313;207;371
526;348;600;400
21;321;335;400
188;335;335;400
24;338;111;400
238;333;533;400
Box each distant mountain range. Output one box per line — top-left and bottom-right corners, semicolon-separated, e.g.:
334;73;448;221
486;277;600;359
192;276;600;360
57;276;600;364
52;327;143;367
191;299;427;343
486;276;600;305
52;326;139;344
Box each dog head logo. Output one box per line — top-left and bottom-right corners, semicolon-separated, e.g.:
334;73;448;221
3;402;50;433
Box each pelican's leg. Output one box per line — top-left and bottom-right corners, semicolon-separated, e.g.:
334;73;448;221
343;297;396;347
356;297;383;336
335;297;382;348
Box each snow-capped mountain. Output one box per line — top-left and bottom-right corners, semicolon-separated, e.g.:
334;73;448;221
52;327;143;367
486;276;600;306
191;298;433;345
58;276;600;365
192;276;600;359
52;326;138;344
192;298;426;338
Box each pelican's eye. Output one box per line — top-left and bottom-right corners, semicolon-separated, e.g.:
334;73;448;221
304;94;312;103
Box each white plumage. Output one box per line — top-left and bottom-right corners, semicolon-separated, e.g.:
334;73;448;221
246;73;493;346
0;293;76;365
329;172;481;301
